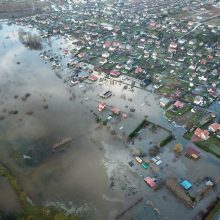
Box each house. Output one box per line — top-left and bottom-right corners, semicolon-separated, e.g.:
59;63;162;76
88;75;98;81
159;97;171;107
77;52;86;58
99;58;107;65
100;90;112;99
194;95;204;105
135;66;142;74
111;107;121;115
180;180;192;190
173;101;184;109
208;123;220;132
200;59;207;65
185;146;200;160
187;49;194;56
178;38;186;44
109;70;121;77
216;50;220;57
144;177;156;188
169;42;177;49
103;41;111;48
78;71;89;79
194;128;209;140
102;52;110;58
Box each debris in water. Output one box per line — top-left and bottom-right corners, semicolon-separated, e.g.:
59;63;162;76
52;138;72;152
8;110;18;115
21;93;31;101
26;111;33;116
43;104;48;109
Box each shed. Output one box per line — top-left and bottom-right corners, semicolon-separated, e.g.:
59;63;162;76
159;97;171;107
180;180;192;190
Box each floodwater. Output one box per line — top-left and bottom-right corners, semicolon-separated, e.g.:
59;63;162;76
0;23;123;219
0;176;20;213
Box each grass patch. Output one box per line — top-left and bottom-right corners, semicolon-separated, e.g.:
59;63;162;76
175;105;192;115
196;135;220;158
183;131;194;140
157;85;174;95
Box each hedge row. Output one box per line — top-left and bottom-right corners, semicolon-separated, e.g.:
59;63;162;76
160;134;173;147
128;119;147;140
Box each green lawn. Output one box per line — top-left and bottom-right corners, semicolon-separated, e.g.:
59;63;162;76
165;105;192;119
197;135;220;158
157;85;175;95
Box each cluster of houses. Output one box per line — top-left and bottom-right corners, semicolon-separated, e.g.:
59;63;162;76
12;0;219;94
194;122;220;141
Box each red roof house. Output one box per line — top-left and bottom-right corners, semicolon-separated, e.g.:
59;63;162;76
88;75;98;81
135;66;143;74
194;128;209;140
103;41;112;48
200;59;207;65
111;107;121;115
173;101;184;109
110;70;120;77
208;123;220;132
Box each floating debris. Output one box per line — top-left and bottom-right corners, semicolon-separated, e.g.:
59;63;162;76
43;104;48;109
26;111;33;116
8;110;18;115
21;93;31;101
52;137;72;152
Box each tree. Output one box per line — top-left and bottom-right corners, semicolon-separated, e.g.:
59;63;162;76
173;143;183;155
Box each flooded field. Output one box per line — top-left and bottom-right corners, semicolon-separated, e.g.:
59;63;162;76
0;22;219;220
